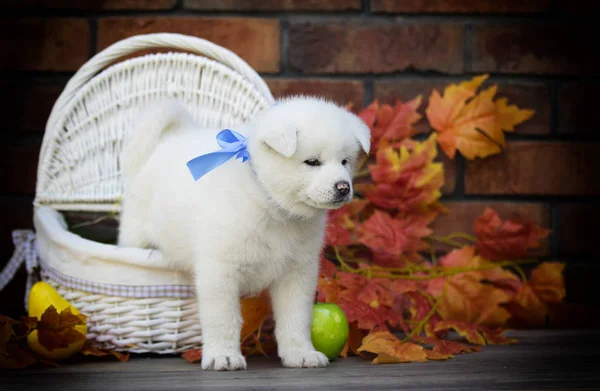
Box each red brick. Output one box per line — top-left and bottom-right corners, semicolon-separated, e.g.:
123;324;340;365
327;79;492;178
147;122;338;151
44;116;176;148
371;0;550;13
1;0;177;9
431;201;551;253
558;204;598;257
374;79;550;135
266;78;365;109
465;142;600;195
1;82;64;133
438;152;456;195
288;22;464;74
0;18;89;71
97;17;281;73
558;83;597;134
472;24;597;75
184;0;360;11
0;140;41;195
0;199;34;317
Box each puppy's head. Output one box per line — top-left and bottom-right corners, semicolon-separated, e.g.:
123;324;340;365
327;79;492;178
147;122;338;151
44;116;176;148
247;96;370;219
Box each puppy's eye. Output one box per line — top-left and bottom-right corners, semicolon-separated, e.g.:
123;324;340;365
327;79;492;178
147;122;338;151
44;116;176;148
342;159;348;166
304;159;321;167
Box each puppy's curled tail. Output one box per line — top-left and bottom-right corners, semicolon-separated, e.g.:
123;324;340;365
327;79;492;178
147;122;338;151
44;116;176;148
122;99;195;180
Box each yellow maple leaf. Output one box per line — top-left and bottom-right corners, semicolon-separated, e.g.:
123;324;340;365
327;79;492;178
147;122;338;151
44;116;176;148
425;74;535;160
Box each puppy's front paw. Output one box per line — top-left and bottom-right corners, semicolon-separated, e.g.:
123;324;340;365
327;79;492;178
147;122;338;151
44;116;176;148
201;353;247;371
280;349;329;368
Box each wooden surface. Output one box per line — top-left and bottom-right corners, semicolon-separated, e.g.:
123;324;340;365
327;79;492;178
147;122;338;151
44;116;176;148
2;330;599;391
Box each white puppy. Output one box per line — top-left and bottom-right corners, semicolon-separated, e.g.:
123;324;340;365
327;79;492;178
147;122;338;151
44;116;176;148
118;96;370;370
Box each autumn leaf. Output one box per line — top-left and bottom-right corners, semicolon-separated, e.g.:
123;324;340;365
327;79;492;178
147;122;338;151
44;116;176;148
405;291;443;337
318;256;337;279
478;327;517;345
240;291;271;342
36;306;87;352
325;200;369;247
182;349;203;364
0;344;37;369
419;337;481;355
0;315;15;345
505;262;565;327
434;247;514;327
359;211;432;257
530;262;565;304
434;321;486;345
317;277;340;303
357;331;427;363
0;315;40;369
426;74;534;159
357;98;423;150
423;349;453;360
340;321;367;358
81;343;130;362
474;207;550;261
338;295;402;331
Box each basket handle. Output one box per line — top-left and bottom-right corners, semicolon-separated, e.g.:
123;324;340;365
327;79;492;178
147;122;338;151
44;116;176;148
46;33;275;130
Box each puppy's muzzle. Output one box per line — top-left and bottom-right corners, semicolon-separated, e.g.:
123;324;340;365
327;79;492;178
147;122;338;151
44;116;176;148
335;181;351;197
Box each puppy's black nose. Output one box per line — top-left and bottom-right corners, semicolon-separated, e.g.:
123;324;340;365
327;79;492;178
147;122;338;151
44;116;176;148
335;181;351;196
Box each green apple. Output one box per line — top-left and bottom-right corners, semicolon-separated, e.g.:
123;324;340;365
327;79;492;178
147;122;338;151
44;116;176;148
311;303;349;360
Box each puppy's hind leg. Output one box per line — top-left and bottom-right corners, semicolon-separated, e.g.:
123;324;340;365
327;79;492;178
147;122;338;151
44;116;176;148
195;261;246;371
117;186;152;248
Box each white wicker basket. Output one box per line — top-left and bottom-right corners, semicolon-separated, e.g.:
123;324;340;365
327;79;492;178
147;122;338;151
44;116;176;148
28;33;275;354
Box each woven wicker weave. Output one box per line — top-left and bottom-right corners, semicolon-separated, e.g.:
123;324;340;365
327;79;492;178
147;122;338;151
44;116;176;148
31;33;276;353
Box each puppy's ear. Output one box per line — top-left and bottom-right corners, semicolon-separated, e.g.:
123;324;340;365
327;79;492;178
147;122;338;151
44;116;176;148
261;127;297;157
350;117;371;155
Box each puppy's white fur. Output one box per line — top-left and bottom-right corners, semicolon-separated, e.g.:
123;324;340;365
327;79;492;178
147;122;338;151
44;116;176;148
118;96;370;370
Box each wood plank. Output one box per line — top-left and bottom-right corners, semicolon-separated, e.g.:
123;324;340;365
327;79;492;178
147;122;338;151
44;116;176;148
2;330;599;391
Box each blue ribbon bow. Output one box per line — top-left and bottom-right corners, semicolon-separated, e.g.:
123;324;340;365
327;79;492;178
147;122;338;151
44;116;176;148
186;129;249;181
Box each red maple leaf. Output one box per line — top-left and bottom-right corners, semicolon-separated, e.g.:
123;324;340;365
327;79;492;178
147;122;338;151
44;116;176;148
318;256;337;279
325;200;368;247
364;134;444;215
357;98;423;153
474;207;550;261
181;349;202;364
359;211;431;257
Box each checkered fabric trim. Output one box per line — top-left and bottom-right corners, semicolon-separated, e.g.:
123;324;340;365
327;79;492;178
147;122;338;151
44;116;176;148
39;257;196;298
0;230;196;300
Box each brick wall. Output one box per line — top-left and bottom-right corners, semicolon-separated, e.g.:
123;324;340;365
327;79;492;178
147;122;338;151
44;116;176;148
0;1;597;322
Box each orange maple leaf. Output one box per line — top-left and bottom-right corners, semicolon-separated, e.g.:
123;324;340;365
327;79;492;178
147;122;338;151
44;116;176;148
357;331;428;363
474;207;550;261
340;321;368;358
435;247;514;327
530;262;565;304
181;349;203;364
505;262;565;327
426;74;534;159
433;320;486;345
240;291;271;342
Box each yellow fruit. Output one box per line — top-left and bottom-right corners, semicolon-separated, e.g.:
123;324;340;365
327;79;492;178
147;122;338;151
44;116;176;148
27;281;87;360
